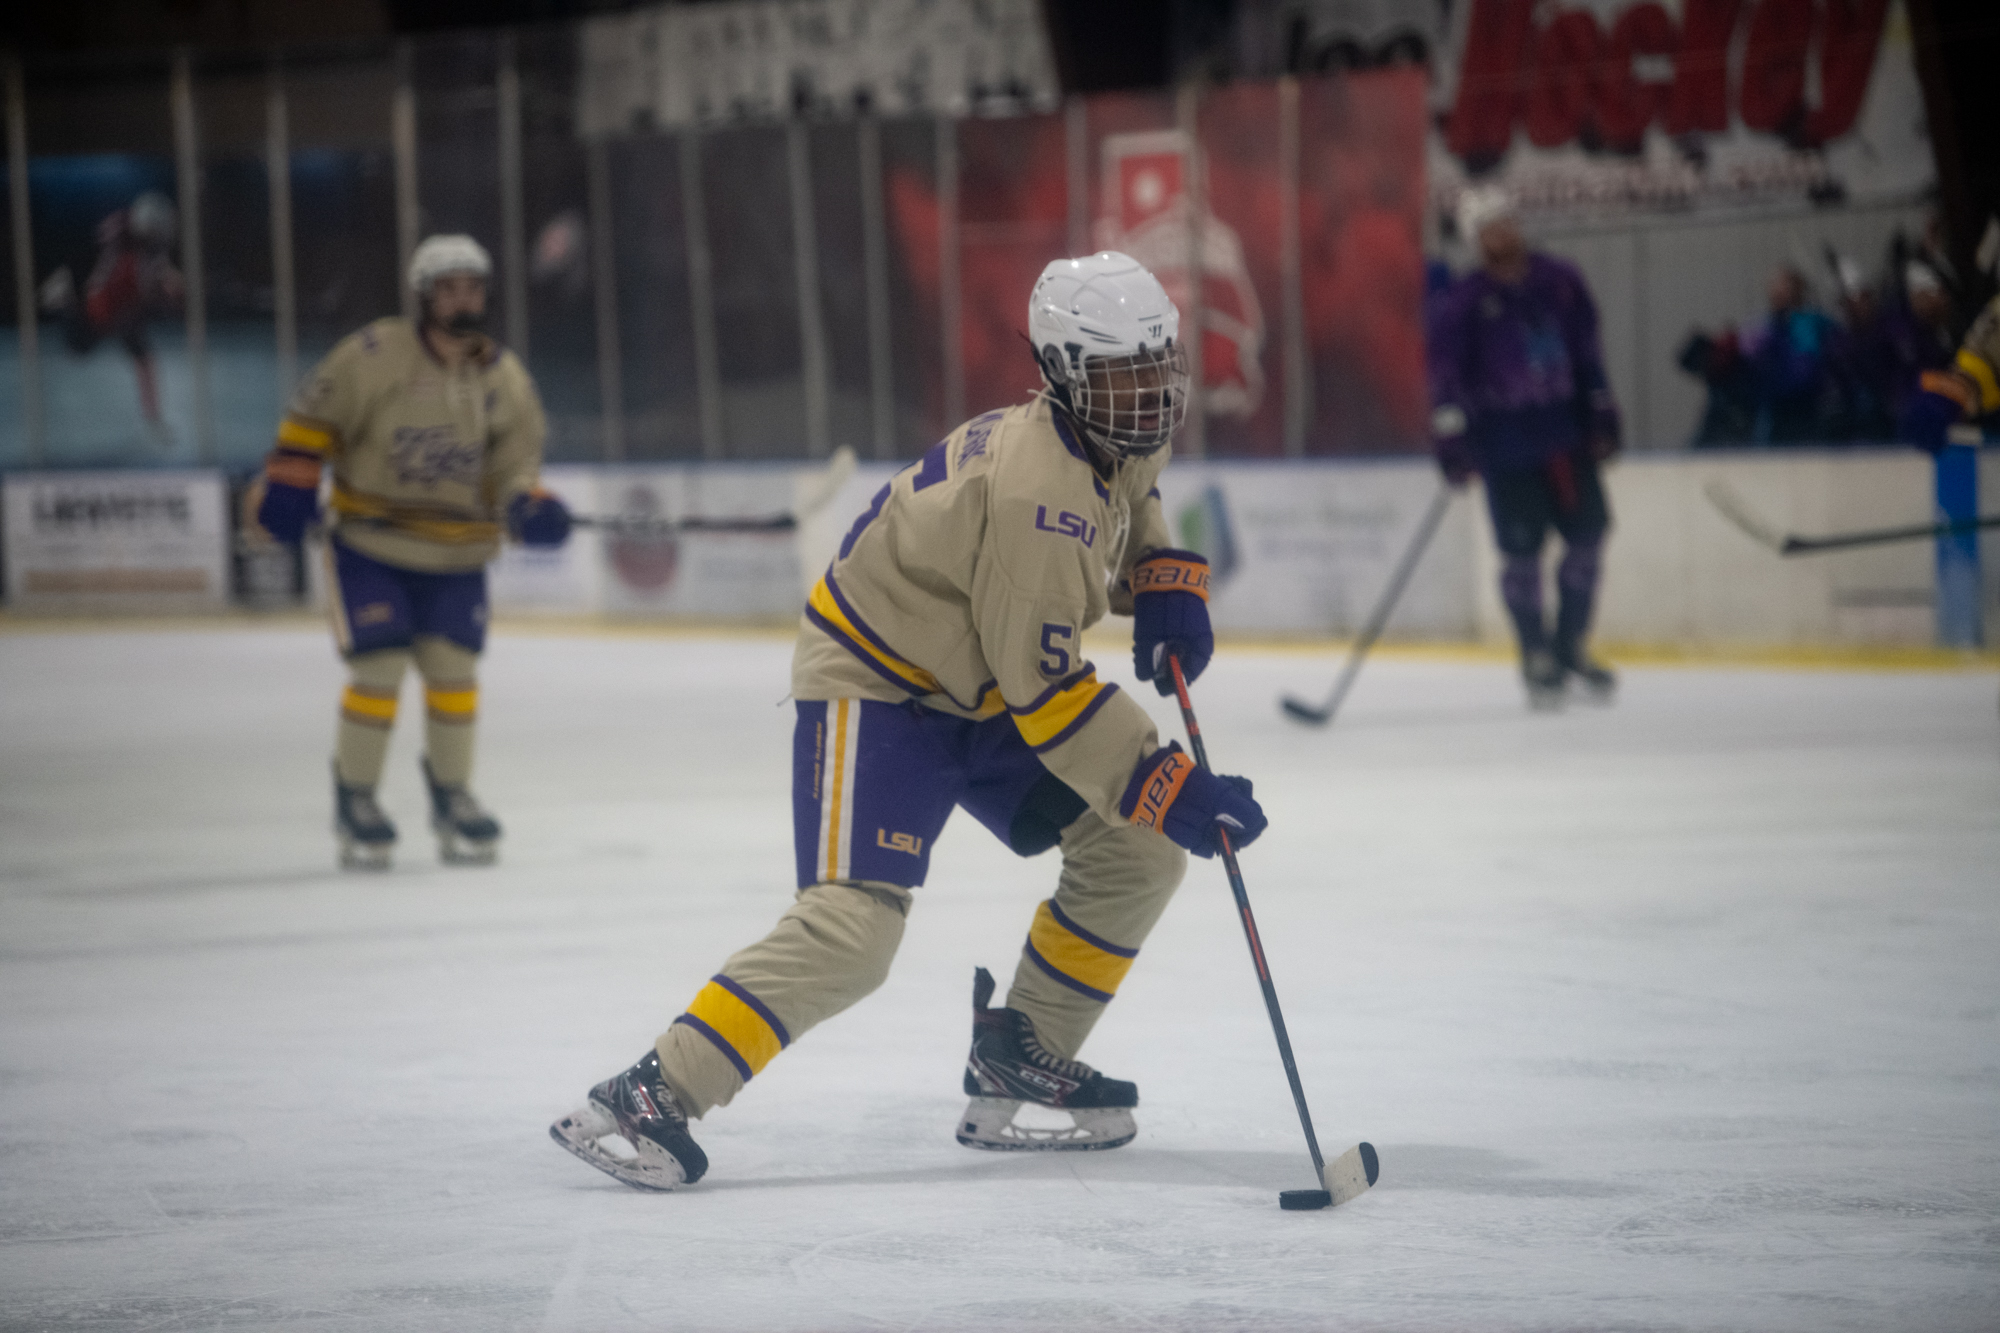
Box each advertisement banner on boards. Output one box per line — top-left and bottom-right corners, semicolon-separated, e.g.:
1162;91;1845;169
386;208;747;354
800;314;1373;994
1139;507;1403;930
2;470;231;611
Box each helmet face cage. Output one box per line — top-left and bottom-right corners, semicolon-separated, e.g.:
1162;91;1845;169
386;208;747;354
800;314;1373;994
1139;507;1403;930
1050;342;1189;459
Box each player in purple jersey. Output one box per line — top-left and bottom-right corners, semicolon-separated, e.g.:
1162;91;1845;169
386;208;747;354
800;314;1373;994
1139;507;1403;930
1429;187;1621;707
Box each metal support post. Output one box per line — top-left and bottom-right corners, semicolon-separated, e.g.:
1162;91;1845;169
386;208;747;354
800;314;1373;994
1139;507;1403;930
266;55;298;402
496;31;529;359
857;115;895;459
5;56;44;465
171;49;213;462
1065;94;1089;257
585;138;624;461
1278;75;1307;457
679;128;724;458
392;40;420;322
1175;81;1205;458
788;119;830;457
937;115;963;430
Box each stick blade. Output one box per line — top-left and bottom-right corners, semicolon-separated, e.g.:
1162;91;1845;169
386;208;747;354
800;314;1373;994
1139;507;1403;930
1702;479;1787;552
1322;1142;1379;1206
1279;695;1333;727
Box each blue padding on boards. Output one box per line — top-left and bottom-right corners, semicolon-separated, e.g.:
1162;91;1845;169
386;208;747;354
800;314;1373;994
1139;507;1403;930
1934;444;1983;649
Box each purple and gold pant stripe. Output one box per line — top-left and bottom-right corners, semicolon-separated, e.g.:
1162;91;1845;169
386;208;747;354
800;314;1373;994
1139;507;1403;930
1022;899;1137;1003
672;975;792;1083
340;685;398;729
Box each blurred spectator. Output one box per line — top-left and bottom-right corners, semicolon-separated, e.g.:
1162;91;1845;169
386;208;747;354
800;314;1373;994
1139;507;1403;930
1678;327;1758;445
1679;266;1845;445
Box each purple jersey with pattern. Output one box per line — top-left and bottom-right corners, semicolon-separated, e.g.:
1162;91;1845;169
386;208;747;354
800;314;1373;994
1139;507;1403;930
1429;253;1612;470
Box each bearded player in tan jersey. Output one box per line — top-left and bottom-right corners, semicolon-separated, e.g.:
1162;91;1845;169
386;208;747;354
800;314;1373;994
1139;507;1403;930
552;252;1269;1190
252;235;572;871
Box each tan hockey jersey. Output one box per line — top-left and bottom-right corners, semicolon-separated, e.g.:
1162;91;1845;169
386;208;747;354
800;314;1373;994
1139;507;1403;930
273;317;547;572
793;396;1177;823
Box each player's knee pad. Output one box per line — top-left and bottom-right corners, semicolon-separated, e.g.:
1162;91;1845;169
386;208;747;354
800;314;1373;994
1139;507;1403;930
1063;812;1187;896
413;635;479;684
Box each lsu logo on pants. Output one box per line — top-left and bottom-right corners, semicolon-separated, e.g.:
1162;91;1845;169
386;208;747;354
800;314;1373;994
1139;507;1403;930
876;829;924;856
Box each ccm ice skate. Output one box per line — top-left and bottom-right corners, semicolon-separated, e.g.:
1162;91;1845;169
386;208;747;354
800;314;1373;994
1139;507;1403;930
1556;641;1617;703
333;766;395;871
1522;646;1566;712
422;757;500;865
550;1049;708;1191
957;966;1137;1152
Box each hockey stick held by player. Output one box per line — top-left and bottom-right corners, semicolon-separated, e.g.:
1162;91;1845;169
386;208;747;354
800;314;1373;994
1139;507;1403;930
551;252;1267;1189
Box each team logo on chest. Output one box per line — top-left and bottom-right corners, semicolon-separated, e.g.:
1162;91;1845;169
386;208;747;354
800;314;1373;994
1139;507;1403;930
391;424;485;488
1033;505;1097;548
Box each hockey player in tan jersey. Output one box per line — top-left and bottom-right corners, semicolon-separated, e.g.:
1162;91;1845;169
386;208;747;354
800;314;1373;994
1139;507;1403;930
553;252;1269;1191
252;235;572;870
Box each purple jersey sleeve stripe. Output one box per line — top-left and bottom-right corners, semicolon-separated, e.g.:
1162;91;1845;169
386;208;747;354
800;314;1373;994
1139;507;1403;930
1027;681;1121;754
1046;899;1139;959
711;974;791;1049
1023;939;1115;1003
672;1013;755;1082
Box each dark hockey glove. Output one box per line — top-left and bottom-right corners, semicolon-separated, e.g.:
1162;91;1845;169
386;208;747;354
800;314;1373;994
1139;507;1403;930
1120;743;1268;859
1432;405;1475;488
255;450;322;546
1587;390;1622;461
1900;378;1968;455
508;488;573;548
1130;549;1213;695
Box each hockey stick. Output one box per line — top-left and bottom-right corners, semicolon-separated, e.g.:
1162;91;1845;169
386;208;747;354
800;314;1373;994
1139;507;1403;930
1168;653;1379;1212
578;445;861;540
1704;479;2000;556
1281;483;1454;727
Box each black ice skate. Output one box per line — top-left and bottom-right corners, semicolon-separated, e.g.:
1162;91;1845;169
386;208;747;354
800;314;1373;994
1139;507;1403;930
1556;642;1617;703
958;966;1137;1152
1522;646;1566;712
333;765;395;871
422;757;500;865
549;1049;708;1191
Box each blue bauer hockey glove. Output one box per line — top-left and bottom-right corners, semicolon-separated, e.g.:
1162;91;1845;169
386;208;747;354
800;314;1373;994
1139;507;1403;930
508;488;573;548
1120;743;1268;859
255;450;322;545
1130;549;1213;696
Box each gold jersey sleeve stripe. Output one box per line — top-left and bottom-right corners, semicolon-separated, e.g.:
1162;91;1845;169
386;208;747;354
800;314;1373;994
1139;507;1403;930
1010;670;1113;751
1954;349;2000;414
276;416;336;453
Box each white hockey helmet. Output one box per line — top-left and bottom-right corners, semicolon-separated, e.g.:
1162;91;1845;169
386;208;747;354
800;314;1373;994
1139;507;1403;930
127;191;177;247
1029;251;1188;459
407;234;492;293
1454;183;1516;247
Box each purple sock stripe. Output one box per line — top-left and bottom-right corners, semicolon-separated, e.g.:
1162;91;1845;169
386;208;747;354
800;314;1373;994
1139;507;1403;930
711;974;791;1049
1023;939;1115;1003
1045;899;1139;959
672;1013;754;1083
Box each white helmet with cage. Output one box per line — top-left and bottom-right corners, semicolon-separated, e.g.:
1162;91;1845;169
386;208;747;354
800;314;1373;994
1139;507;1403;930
127;192;178;248
407;234;492;294
1029;251;1188;459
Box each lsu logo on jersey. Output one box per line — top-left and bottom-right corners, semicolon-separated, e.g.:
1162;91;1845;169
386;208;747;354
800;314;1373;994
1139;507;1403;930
876;829;924;856
391;425;484;488
1033;505;1097;548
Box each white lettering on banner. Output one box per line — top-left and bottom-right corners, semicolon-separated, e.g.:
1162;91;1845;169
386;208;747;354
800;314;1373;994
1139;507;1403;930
3;471;230;610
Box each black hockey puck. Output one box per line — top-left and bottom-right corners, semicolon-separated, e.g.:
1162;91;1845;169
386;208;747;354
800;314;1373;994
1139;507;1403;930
1279;1189;1333;1210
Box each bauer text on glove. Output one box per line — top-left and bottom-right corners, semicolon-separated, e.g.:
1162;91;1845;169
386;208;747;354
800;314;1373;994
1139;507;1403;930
507;488;572;547
1130;549;1213;695
1119;743;1268;858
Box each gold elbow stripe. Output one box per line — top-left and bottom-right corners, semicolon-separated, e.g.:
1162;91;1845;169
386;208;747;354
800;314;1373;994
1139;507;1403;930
1009;671;1112;752
677;977;791;1081
276;416;336;453
340;686;398;726
424;686;478;719
1023;900;1137;1002
1953;350;2000;413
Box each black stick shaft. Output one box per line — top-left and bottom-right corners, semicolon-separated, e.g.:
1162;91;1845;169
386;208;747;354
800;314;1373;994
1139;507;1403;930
1784;513;2000;555
1169;654;1327;1178
1312;483;1454;717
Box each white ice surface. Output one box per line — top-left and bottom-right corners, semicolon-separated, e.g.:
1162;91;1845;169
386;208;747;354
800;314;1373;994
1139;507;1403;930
2;627;1997;1332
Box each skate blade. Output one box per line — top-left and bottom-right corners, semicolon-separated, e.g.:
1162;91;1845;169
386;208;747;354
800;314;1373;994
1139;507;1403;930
338;840;393;872
955;1097;1136;1152
549;1105;687;1192
435;827;498;866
